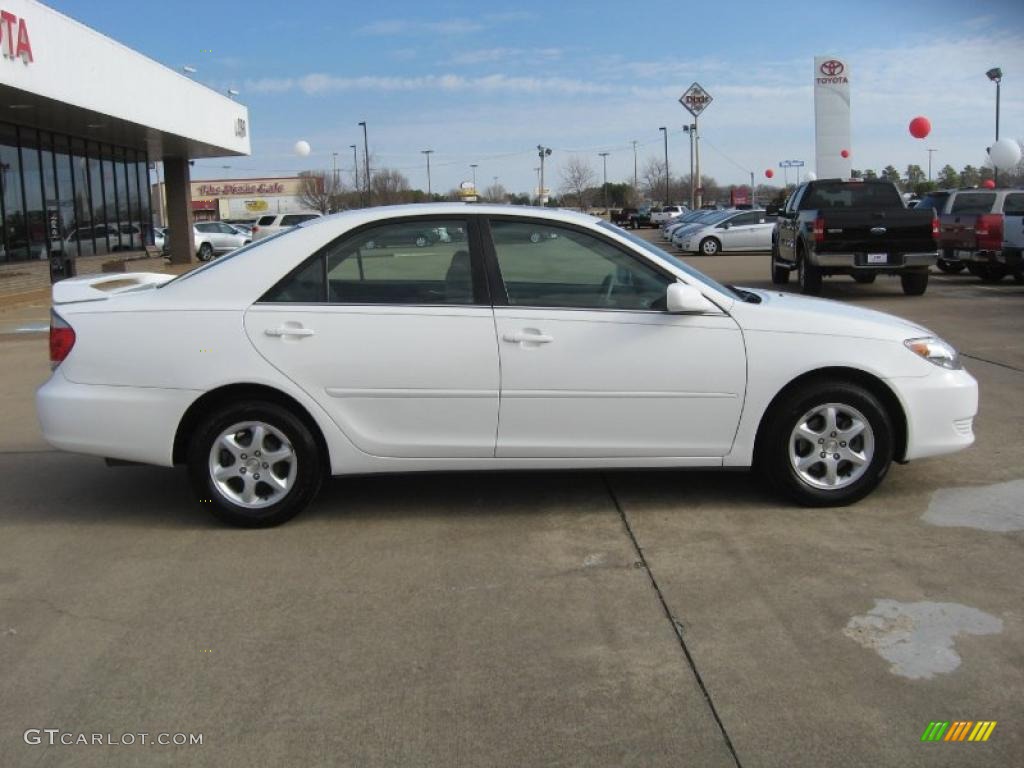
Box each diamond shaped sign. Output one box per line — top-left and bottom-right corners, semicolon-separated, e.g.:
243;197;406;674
679;82;713;118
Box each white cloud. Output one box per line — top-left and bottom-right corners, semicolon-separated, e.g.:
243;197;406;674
450;47;563;66
357;18;483;36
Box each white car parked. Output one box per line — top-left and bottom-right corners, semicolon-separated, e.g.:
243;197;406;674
251;212;323;240
37;204;977;527
677;209;775;255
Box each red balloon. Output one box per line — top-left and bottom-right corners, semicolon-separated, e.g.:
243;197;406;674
765;169;774;179
840;149;850;158
909;116;931;139
982;179;995;189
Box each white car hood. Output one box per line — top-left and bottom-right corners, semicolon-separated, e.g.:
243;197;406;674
737;289;933;341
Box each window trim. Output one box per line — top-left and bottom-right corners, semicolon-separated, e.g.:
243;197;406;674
481;215;679;314
256;214;490;308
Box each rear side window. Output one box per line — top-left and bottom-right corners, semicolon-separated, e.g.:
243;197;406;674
257;215;276;226
281;214;319;226
951;193;996;215
1001;193;1024;216
800;182;903;209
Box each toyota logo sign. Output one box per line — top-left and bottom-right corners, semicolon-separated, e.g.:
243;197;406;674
819;60;844;77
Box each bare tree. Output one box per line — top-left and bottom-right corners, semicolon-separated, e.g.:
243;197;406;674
484;183;508;203
298;170;347;214
370;168;412;205
560;156;596;212
640;157;666;201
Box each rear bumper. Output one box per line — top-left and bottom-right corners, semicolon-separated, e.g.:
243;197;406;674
814;251;937;269
891;367;978;461
36;371;198;467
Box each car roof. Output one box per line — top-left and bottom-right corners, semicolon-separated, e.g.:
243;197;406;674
302;203;602;233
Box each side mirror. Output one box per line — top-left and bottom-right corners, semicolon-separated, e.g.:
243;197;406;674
666;283;717;314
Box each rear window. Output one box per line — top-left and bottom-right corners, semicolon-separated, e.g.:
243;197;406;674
951;193;996;215
1003;193;1024;216
799;182;904;210
281;214;319;226
916;192;951;214
257;216;276;226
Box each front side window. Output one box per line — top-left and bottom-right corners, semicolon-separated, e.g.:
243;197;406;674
490;220;670;311
257;215;276;226
1003;193;1024;217
261;219;477;305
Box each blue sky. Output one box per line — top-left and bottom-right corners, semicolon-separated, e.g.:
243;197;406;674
51;0;1024;194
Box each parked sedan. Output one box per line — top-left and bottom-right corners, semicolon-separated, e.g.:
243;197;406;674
164;222;251;261
677;209;774;255
37;204;977;527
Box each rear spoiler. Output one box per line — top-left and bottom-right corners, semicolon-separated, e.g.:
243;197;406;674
52;272;175;305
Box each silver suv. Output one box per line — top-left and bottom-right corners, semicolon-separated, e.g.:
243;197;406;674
251;212;322;241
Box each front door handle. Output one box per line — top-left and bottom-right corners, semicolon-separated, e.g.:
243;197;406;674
265;326;315;338
503;330;553;345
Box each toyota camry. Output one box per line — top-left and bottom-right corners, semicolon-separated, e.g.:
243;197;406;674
37;204;977;526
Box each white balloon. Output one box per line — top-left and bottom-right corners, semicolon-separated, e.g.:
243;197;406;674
805;171;817;181
989;138;1022;170
294;140;311;157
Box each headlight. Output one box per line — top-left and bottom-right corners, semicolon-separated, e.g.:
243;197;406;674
904;337;961;370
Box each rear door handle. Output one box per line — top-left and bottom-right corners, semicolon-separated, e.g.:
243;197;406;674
265;326;315;338
503;331;553;344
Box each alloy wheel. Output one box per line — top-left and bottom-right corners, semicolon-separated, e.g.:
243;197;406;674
208;421;297;509
788;403;875;490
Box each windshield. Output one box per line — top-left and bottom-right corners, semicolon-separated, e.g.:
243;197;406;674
160;230;291;288
599;222;739;300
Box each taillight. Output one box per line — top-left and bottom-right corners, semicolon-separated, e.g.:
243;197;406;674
976;213;1003;250
931;216;940;239
49;309;75;369
813;216;825;243
252;225;259;233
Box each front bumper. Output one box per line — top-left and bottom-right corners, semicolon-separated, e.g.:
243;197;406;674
36;370;198;467
815;251;938;269
890;367;978;461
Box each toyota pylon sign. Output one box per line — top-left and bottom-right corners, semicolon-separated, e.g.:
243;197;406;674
679;83;713;118
814;56;851;180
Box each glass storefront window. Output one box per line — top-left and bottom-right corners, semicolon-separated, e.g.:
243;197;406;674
52;134;78;258
136;160;152;245
88;147;109;256
0;123;25;262
19;127;48;261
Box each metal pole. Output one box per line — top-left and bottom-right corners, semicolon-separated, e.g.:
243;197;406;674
540;154;545;206
359;122;370;205
750;171;755;207
599;152;609;216
694;118;701;208
470;164;478;188
631;140;638;193
927;149;936;182
660;127;668;203
331;152;338;188
350;145;360;207
995;79;1001;186
422;150;433;197
687;125;695;209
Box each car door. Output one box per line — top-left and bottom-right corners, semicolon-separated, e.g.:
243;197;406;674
245;217;499;458
486;218;746;459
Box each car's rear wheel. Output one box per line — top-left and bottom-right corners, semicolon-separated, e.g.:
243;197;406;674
980;263;1006;283
758;381;894;506
900;270;929;295
188;401;323;527
797;249;823;295
197;243;214;262
699;237;721;256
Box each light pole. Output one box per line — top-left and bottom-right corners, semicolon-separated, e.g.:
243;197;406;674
537;145;552;206
331;152;338;188
350;144;360;207
358;121;370;205
659;127;669;203
470;163;478;189
421;149;434;197
682;124;696;208
598;151;610;216
927;148;937;182
631;140;638;193
987;67;1002;185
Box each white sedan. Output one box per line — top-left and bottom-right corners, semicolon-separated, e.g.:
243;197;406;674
677;209;775;255
37;204;977;527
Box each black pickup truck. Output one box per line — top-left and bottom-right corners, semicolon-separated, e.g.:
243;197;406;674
770;179;938;296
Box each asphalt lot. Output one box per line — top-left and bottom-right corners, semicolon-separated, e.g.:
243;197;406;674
1;235;1022;767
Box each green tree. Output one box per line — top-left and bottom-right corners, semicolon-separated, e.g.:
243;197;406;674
960;165;980;187
862;169;879;181
882;165;901;187
937;164;960;188
905;164;926;187
850;169;863;179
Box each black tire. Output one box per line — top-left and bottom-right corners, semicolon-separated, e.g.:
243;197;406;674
900;271;928;295
757;380;894;507
980;263;1006;283
853;272;876;284
187;401;323;527
770;241;789;284
197;243;214;262
1013;271;1024;285
797;248;823;296
965;262;987;278
699;237;721;256
936;259;963;274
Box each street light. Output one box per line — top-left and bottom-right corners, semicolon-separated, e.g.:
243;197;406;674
927;148;937;182
358;121;370;205
598;152;610;216
631;140;638;192
682;124;696;208
659;127;669;203
332;152;339;188
470;163;478;188
986;67;1002;184
537;145;552;205
350;144;360;207
421;149;434;197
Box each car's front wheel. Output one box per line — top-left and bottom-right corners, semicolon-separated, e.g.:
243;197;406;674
188;401;323;527
758;381;894;506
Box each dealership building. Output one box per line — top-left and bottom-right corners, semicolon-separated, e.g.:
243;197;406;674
0;0;249;265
